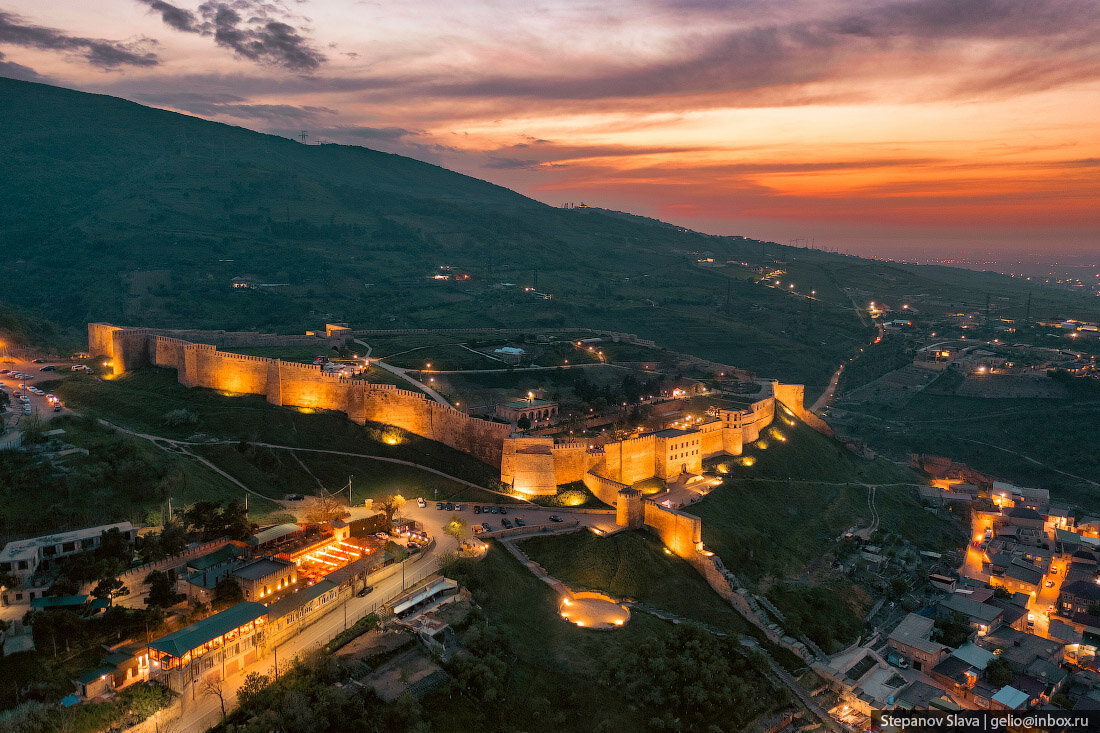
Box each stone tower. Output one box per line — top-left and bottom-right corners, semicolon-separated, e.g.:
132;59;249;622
616;487;644;529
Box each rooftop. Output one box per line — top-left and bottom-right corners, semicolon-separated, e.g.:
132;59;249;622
188;543;246;572
991;685;1029;710
0;522;134;563
232;557;294;581
940;594;1003;624
650;428;693;438
888;613;946;656
505;398;554;409
30;595;89;609
1061;579;1100;602
264;580;337;619
149;602;267;658
952;642;997;670
249;523;302;546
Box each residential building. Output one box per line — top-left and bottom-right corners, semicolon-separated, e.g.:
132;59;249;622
887;614;948;671
0;522;135;587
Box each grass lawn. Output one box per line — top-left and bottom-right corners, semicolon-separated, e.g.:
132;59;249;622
691;412;966;652
191;443;520;505
49;368;500;487
0;415;283;540
429;544;655;731
519;528;752;635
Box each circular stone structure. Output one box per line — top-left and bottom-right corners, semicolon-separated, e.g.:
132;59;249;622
559;592;630;630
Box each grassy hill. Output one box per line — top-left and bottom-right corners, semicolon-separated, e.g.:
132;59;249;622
1;76;1090;388
690;413;967;652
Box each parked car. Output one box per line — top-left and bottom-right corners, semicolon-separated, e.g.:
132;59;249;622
515;518;525;527
473;505;482;514
445;502;454;511
416;497;426;508
437;502;445;510
454;504;464;511
498;507;508;515
40;365;55;371
549;515;563;522
501;519;513;529
481;522;492;531
357;585;374;597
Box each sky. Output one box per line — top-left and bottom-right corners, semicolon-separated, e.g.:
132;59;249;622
1;0;1098;261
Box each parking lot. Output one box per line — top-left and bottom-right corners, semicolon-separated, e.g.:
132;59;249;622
425;500;620;537
0;356;75;423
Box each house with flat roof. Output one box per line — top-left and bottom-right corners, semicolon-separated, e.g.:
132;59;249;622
0;522;135;587
887;613;948;671
938;593;1004;634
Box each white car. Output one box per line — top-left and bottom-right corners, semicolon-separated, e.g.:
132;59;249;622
417;498;426;508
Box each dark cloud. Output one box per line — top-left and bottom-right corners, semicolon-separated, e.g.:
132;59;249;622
134;0;326;72
0;10;159;69
0;50;47;81
355;0;1100;104
484;156;543;170
135;0;200;33
135;90;334;120
328;125;421;141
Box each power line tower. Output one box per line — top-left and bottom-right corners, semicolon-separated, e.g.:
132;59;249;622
298;130;309;145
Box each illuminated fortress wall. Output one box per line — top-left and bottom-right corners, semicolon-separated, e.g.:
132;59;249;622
90;323;511;465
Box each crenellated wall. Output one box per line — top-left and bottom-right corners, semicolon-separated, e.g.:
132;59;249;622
89;323;511;466
644;501;702;557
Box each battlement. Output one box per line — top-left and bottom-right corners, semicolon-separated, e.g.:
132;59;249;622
89;323;510;465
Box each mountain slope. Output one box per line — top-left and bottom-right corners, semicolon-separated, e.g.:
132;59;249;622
0;77;1089;386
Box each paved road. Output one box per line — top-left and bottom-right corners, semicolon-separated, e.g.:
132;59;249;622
355;338;452;407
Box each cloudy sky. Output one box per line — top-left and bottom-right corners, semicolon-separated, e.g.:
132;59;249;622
2;0;1098;260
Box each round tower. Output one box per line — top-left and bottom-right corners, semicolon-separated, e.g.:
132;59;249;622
616;487;644;529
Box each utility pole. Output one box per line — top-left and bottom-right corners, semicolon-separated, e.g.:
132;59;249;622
348;475;354;507
1025;291;1032;323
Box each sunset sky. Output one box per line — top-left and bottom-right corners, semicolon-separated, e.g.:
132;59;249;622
2;0;1098;260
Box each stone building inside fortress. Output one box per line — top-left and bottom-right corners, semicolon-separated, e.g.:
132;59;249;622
88;323;821;560
500;380;813;501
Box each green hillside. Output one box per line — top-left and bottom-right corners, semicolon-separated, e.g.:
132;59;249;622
3;76;1091;386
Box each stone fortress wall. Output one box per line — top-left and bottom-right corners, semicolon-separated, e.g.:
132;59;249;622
499;378;819;557
89;323;512;465
89;323;816;563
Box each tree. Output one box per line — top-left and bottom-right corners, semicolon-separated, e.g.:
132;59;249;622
516;415;531;430
201;673;227;722
379;495;406;527
304;490;350;524
236;672;270;709
212;577;243;610
443;517;467;540
118;681;172;723
92;577;130;606
145;570;183;608
985;657;1015;687
221;499;256;541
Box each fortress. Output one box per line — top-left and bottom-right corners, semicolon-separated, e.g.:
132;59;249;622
88;323;819;558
